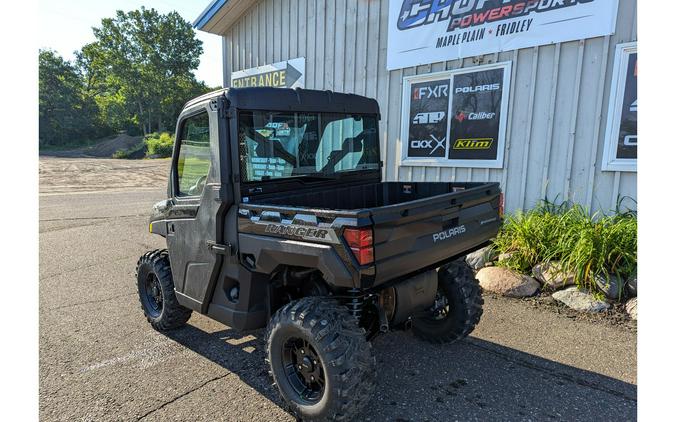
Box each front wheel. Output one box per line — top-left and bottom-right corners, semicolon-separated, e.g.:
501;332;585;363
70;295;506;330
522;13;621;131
265;298;376;422
136;249;192;331
411;260;484;344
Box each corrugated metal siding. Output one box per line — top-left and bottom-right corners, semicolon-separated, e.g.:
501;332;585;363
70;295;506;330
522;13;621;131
220;0;637;214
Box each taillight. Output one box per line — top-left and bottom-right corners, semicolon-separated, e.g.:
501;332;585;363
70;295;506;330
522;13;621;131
343;227;374;265
499;192;505;217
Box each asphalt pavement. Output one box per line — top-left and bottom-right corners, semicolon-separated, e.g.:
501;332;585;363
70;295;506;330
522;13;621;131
39;157;637;421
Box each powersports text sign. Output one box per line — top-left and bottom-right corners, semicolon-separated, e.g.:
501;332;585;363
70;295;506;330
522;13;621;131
387;0;619;70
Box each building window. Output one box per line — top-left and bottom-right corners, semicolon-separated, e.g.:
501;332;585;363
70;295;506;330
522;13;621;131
602;42;637;172
400;62;511;169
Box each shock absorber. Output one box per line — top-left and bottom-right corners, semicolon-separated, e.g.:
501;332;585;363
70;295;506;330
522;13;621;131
345;288;364;320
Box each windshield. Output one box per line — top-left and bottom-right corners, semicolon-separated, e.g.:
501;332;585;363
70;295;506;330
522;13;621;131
238;110;379;182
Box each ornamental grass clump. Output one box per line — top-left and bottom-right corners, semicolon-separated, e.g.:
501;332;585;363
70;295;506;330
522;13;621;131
492;200;637;298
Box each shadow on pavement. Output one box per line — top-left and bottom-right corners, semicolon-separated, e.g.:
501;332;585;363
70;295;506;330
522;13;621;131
167;324;637;421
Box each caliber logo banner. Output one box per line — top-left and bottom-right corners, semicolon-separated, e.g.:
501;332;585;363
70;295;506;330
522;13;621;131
449;68;504;160
407;79;451;157
387;0;619;70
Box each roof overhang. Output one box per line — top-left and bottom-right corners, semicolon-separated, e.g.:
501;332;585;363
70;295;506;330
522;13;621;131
193;0;258;35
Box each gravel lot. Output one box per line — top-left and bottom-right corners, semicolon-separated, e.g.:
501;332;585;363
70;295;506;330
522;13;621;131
39;157;637;421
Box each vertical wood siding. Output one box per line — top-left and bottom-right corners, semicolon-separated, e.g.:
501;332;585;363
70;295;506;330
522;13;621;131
220;0;637;214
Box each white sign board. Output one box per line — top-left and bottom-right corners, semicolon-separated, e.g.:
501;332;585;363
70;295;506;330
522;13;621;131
387;0;619;70
231;57;305;89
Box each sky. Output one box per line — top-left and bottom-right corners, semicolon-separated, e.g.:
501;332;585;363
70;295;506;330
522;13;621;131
38;0;223;87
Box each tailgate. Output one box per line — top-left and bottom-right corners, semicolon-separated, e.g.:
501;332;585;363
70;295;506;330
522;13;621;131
371;183;500;284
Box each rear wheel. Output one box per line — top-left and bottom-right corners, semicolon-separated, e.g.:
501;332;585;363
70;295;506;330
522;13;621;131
265;297;376;422
136;249;192;331
411;260;483;344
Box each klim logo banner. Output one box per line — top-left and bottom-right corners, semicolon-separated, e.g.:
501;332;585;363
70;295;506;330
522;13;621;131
387;0;619;70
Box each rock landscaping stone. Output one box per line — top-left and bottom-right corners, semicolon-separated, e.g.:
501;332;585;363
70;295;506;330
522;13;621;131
476;267;540;298
626;274;637;298
594;274;622;301
465;246;495;270
531;262;575;290
625;297;637;320
552;287;611;313
498;253;513;262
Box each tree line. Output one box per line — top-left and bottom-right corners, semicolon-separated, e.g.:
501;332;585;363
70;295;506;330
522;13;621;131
39;7;214;147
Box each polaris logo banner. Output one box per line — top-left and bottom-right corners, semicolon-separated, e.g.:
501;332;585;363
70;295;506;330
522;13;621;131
433;225;466;243
455;83;500;94
387;0;619;70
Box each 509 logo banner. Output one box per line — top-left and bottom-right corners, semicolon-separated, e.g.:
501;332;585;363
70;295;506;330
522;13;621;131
387;0;619;70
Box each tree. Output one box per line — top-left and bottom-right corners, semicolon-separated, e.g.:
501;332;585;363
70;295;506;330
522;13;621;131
39;50;105;146
80;7;206;135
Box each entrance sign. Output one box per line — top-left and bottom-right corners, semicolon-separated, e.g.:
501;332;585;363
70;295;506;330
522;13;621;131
387;0;619;70
401;62;511;168
602;43;637;172
231;57;305;89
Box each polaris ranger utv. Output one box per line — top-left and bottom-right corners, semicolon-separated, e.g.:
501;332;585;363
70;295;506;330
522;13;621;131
136;87;502;421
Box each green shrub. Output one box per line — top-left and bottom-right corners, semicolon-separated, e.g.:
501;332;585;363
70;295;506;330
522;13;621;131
112;149;130;159
493;200;637;298
144;132;174;157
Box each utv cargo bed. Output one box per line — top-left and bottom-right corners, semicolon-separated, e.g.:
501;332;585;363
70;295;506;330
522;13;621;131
242;181;501;286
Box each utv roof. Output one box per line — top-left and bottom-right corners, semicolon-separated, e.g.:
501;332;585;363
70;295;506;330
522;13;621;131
185;87;380;116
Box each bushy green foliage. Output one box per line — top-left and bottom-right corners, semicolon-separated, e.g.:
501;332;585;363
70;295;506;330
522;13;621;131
144;132;174;157
493;200;637;296
39;8;214;149
39;50;112;146
112;141;146;159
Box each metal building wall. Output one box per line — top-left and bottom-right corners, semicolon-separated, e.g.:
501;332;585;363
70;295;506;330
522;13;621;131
220;0;637;214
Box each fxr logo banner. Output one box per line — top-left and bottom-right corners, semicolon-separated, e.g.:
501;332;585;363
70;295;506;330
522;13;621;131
413;85;449;99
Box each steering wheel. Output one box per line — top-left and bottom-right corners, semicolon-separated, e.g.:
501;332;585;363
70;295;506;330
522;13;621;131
187;175;207;196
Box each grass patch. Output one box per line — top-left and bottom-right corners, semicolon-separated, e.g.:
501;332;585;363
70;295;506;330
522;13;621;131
112;140;145;159
493;200;637;298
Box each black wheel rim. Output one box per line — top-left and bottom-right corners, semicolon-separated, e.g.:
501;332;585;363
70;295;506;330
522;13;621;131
420;287;451;323
142;272;163;318
281;337;325;404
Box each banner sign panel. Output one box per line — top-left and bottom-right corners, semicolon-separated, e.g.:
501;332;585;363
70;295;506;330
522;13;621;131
231;57;305;89
387;0;619;70
448;67;504;161
616;52;637;160
407;79;451;158
401;62;510;168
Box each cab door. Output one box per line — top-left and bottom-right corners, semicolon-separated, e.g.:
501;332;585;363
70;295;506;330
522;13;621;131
165;103;225;312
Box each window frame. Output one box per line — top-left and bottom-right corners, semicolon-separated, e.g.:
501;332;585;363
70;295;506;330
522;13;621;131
399;61;511;169
601;42;637;172
171;108;212;199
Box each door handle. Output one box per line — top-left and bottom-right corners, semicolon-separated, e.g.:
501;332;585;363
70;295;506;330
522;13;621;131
206;240;233;255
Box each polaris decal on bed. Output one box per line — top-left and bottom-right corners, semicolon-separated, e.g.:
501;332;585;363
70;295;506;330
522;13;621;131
432;225;466;243
263;223;340;244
